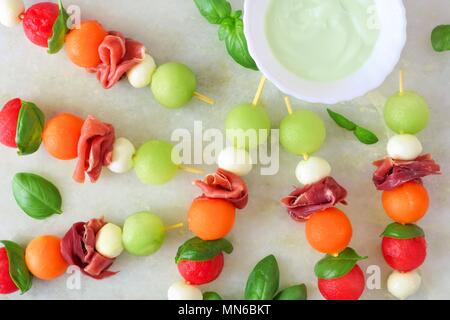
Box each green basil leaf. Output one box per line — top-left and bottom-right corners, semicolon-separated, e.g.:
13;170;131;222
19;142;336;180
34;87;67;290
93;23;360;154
274;284;307;300
15;101;45;155
314;248;367;280
354;126;379;145
244;255;279;300
231;10;242;19
431;25;450;52
12;172;63;220
381;223;425;239
175;237;233;263
327;109;357;131
194;0;232;24
218;16;258;70
218;16;233;41
0;240;32;294
48;0;70;54
203;291;223;300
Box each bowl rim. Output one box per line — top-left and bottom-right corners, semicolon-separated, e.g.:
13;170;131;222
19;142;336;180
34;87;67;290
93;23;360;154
244;0;407;104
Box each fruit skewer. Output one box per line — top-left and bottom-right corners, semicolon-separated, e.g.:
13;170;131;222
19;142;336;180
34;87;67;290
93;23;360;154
0;0;214;109
280;97;367;300
168;79;266;300
373;71;441;299
0;214;185;295
0;98;202;185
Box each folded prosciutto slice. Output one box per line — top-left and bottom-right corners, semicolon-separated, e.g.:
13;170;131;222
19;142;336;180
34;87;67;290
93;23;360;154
73;115;115;183
88;31;145;89
373;154;441;191
61;218;117;280
194;169;249;209
281;176;348;221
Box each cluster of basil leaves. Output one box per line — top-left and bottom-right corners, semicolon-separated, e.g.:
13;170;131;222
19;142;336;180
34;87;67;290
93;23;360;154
193;0;257;70
204;255;307;300
244;255;307;300
327;108;379;145
431;25;450;52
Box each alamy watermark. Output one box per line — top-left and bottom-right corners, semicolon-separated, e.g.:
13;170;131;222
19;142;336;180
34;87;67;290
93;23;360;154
65;5;81;30
171;122;280;176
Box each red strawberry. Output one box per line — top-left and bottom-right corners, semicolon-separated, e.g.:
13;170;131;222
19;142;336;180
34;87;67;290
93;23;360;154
381;223;426;272
0;248;18;295
175;237;233;285
178;252;224;285
0;98;22;148
23;2;59;47
318;265;365;300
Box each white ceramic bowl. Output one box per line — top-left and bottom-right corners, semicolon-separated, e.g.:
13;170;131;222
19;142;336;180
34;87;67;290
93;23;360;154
244;0;407;104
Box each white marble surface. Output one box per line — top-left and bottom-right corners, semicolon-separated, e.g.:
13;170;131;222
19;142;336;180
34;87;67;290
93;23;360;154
0;0;449;300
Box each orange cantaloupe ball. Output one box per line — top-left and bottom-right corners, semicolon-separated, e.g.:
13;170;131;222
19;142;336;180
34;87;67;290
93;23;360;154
305;207;353;255
25;235;68;281
42;113;84;160
382;181;429;224
188;198;236;241
65;20;107;68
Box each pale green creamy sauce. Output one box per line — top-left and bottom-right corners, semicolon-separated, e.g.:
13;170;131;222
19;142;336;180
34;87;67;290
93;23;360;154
266;0;380;82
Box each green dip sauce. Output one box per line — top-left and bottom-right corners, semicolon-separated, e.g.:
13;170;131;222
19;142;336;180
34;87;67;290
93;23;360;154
266;0;380;82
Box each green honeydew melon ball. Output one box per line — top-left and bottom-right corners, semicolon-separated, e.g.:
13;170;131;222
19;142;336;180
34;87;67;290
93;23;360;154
384;91;430;134
122;211;166;256
133;140;178;185
225;103;271;150
280;110;326;156
151;62;197;109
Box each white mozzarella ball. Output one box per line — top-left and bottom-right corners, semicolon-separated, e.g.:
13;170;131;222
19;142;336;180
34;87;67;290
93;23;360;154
95;223;124;259
295;156;331;185
127;54;157;88
217;146;253;176
108;138;136;173
387;134;423;160
168;281;203;300
0;0;24;27
387;270;422;300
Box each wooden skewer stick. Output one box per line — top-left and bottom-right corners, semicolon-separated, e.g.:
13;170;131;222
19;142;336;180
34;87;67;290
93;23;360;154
252;76;267;106
179;165;204;174
399;69;405;95
165;223;184;231
193;92;215;105
284;96;293;115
